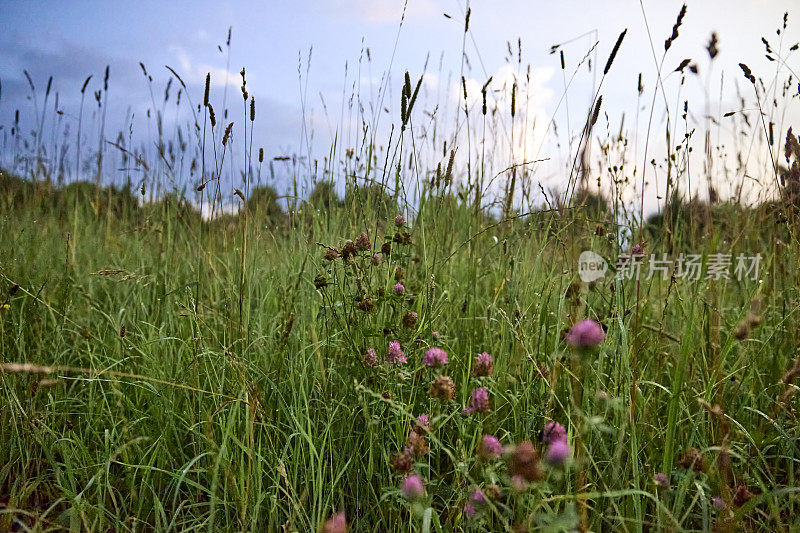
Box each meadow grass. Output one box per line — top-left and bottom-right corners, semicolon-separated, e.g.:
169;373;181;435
2;170;800;531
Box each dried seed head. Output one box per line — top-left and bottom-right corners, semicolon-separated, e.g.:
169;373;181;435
341;240;357;260
604;29;627;75
430;375;456;401
739;63;756;84
733;484;754;507
323;247;339;261
508;441;543;482
355;231;371;251
357;297;375;313
207;104;216;128
222;122;234;146
664;4;687;52
402;311;418;329
678;447;705;472
405;430;429;456
391;448;414;473
707;32;719;59
590;96;603;127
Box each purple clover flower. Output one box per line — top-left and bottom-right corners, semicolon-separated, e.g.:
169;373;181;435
321;512;347;533
401;475;424;499
472;352;494;377
542;421;567;444
416;414;431;431
565;319;605;348
423;347;448;367
386;341;407;364
463;387;491;415
363;348;378;367
479;435;503;460
545;439;570;466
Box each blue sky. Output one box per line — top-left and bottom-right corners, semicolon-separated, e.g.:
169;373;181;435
1;1;797;210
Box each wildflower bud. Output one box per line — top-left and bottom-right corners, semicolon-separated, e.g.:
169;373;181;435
356;298;374;312
380;242;392;255
472;352;493;377
355;231;371;250
392;282;405;295
370;253;382;266
386;341;407;364
478;435;503;460
323;248;339;261
363;348;378;367
405;430;429;456
416;414;431;432
463;387;491;415
430;375;456;401
321;512;347;533
733;484;753;507
545;439;570;467
653;472;669;488
678;447;705;472
511;475;528;492
464;501;477;518
341;240;357;260
465;490;486;517
484;484;501;500
401;475;425;500
423;347;448;367
391;448;414;473
394;214;406;226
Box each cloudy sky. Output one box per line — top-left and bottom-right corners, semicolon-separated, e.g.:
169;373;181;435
1;0;797;211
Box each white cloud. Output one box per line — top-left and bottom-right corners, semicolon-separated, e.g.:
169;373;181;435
169;45;242;88
333;0;438;24
457;63;555;162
